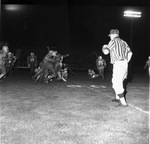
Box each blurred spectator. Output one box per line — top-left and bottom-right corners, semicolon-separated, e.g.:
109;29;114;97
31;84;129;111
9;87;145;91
144;56;150;76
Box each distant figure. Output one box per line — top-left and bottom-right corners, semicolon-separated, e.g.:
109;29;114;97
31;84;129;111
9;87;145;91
27;52;38;75
96;56;106;79
6;52;17;75
0;45;9;79
144;56;150;76
102;29;133;107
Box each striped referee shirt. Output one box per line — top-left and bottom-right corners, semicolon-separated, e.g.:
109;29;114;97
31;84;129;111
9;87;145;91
107;37;131;64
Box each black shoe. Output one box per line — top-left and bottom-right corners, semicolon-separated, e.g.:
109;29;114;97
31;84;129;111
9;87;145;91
62;77;67;82
115;103;128;107
0;75;6;80
112;98;120;102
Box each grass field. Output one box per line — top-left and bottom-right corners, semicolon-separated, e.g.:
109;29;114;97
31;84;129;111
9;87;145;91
0;69;149;144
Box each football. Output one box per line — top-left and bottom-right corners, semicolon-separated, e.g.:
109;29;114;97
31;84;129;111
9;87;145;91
102;45;109;55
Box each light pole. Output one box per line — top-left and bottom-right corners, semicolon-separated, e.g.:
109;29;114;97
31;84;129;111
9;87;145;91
123;10;141;48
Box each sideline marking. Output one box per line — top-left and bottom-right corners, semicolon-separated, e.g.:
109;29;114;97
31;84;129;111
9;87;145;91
74;81;149;115
101;85;106;88
67;85;82;88
90;85;100;88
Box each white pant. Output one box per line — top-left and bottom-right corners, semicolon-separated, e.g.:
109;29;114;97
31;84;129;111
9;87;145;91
112;60;128;95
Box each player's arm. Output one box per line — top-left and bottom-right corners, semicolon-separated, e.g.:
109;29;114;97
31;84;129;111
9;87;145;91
124;41;133;62
127;51;132;62
126;44;132;62
144;60;149;68
14;56;17;62
144;63;147;69
27;56;30;67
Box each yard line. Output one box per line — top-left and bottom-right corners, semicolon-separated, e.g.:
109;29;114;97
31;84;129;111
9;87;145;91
73;81;149;115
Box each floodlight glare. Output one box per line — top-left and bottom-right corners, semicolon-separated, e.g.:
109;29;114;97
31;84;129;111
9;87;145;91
124;11;141;15
124;10;141;18
4;5;23;11
124;14;141;18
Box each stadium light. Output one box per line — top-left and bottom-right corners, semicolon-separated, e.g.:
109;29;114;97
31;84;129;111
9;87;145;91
4;5;26;12
124;11;141;18
5;5;22;11
123;10;142;47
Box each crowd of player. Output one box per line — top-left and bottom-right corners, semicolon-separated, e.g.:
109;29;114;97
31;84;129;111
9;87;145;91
0;45;17;80
0;44;107;84
27;51;108;83
26;50;69;83
0;45;70;83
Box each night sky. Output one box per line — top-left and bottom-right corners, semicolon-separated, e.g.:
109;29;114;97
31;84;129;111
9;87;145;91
1;1;149;68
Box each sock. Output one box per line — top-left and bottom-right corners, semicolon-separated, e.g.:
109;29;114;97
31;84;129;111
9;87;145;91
118;93;127;105
0;74;4;79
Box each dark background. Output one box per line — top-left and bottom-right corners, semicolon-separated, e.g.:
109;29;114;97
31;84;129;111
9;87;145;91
1;0;149;70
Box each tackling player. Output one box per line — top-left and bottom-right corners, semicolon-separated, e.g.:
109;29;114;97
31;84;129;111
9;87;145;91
0;45;9;79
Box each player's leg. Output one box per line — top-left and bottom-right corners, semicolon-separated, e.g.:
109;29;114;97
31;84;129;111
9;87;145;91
112;61;128;106
0;65;6;79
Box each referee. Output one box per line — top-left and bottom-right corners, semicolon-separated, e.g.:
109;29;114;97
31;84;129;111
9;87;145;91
102;29;133;107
